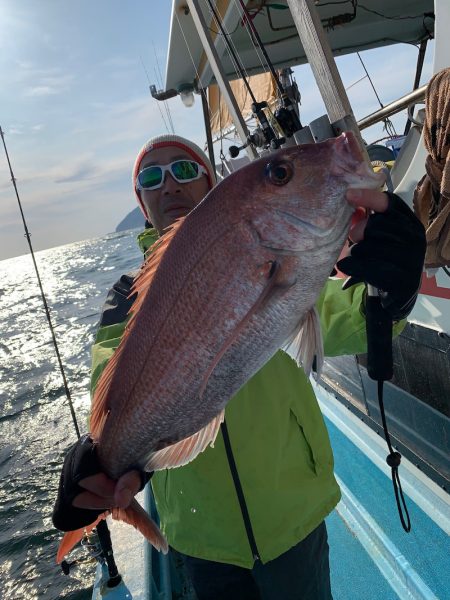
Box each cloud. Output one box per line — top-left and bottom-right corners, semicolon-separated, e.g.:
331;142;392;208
18;66;75;97
54;163;99;184
100;56;137;69
15;60;34;70
25;85;61;97
0;151;133;218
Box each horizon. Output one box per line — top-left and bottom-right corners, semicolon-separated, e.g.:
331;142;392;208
0;1;434;261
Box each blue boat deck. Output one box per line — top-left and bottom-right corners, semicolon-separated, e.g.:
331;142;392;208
92;385;450;600
327;510;396;599
320;383;450;600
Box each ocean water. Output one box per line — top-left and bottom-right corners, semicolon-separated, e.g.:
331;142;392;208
0;229;143;600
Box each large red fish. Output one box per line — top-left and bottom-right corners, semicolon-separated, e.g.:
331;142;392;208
57;132;384;561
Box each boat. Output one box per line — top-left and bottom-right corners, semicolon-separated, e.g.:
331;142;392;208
64;1;449;597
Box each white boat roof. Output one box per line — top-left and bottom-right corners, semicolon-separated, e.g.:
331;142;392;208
165;0;434;92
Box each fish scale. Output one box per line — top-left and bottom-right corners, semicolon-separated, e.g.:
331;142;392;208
98;222;275;477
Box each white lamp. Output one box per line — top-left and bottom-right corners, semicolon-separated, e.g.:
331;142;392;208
178;84;195;108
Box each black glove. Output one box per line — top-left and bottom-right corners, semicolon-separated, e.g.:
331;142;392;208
52;434;152;532
337;192;426;321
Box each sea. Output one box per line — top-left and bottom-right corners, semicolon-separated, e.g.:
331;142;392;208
0;229;143;600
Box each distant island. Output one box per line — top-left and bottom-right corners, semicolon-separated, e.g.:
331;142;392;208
115;206;145;232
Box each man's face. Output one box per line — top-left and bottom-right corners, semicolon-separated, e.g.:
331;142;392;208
138;146;211;235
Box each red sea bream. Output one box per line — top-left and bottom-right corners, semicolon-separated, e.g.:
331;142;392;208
57;132;384;560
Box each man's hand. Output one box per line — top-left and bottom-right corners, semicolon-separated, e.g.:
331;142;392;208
52;435;148;532
346;188;389;242
337;189;426;321
72;470;142;511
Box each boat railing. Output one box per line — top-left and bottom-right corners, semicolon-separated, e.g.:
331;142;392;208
357;85;427;131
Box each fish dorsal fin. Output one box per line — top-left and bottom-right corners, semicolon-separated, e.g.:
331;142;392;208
283;307;323;378
90;219;185;439
128;218;185;325
144;410;225;471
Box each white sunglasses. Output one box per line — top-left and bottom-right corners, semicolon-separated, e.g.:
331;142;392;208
137;160;207;190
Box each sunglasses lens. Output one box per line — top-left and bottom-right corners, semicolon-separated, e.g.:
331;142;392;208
172;160;199;181
138;167;162;189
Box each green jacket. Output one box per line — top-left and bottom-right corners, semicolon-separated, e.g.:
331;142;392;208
91;228;404;568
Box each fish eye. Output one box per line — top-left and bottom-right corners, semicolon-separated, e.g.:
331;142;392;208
267;161;293;186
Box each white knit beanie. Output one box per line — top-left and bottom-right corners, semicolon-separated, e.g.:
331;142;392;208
133;134;215;218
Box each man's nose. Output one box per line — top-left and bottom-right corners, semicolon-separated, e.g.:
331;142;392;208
162;171;181;193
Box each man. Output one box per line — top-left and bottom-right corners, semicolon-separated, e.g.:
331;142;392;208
53;134;425;599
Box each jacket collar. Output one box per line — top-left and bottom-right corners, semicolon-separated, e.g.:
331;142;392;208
137;227;159;255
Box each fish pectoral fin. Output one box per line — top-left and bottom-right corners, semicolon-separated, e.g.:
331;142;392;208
56;512;108;563
112;499;168;554
144;410;225;471
199;261;281;397
282;307;324;378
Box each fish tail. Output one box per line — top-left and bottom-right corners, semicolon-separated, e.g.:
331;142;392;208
111;498;168;554
56;513;107;563
56;500;167;564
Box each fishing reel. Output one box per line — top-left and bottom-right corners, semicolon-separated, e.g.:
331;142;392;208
228;129;285;158
231;99;286;158
60;522;123;588
229;128;267;158
251;100;285;150
274;96;302;138
60;531;103;576
228;117;286;159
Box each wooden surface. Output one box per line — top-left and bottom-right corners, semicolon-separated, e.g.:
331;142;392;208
286;0;368;155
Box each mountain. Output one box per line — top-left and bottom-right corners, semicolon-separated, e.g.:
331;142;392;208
116;206;145;232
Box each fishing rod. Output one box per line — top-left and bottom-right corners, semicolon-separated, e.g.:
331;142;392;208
237;0;303;137
0;126;81;439
205;0;284;151
0;126;124;587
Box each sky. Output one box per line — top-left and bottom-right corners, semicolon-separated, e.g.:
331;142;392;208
0;0;435;260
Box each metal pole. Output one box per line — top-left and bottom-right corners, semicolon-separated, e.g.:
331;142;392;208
200;89;217;182
186;0;258;160
404;40;428;136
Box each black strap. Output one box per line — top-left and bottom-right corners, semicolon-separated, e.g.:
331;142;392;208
377;380;411;533
220;421;260;561
365;291;411;533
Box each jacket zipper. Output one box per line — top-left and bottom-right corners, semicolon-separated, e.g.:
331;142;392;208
220;420;261;562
